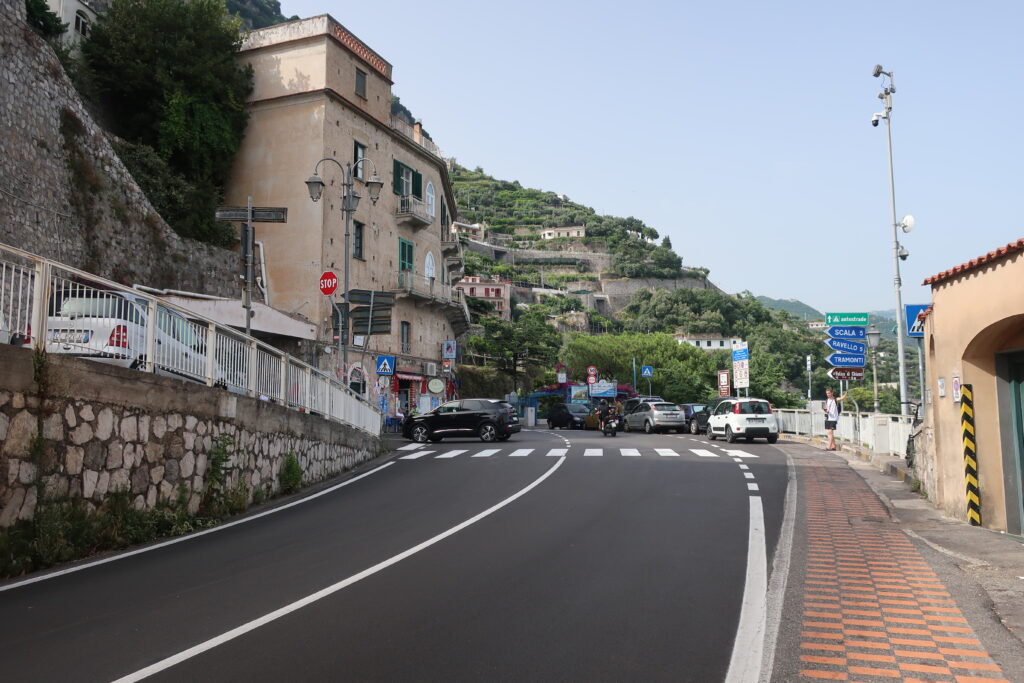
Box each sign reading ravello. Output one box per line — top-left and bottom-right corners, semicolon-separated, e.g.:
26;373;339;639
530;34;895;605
825;312;869;326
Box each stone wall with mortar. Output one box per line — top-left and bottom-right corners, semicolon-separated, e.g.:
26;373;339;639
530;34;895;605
0;346;380;527
0;0;240;294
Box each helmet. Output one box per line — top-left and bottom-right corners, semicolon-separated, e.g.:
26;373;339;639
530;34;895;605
600;400;608;407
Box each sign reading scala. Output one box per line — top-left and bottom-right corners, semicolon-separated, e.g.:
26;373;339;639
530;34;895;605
824;313;867;370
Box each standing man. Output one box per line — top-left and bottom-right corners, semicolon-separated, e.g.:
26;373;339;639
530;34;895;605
824;387;848;451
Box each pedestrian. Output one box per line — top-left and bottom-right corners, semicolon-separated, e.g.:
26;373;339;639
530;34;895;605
823;388;848;451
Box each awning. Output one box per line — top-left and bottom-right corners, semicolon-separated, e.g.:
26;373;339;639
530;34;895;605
396;372;423;381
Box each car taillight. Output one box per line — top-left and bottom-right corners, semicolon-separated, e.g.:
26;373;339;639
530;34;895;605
768;403;774;413
108;325;129;348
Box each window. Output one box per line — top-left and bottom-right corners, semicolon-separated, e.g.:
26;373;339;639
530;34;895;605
399;238;414;271
349;367;366;395
74;11;90;36
353;221;364;260
392;160;422;198
425;181;436;217
400;321;411;354
424;252;436;279
353;142;366;180
440;198;449;227
355;69;367;98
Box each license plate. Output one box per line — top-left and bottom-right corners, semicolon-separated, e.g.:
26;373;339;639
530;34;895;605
749;417;766;423
50;330;90;343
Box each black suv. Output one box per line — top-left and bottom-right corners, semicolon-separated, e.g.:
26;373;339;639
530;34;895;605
546;402;590;429
689;397;736;434
403;399;520;443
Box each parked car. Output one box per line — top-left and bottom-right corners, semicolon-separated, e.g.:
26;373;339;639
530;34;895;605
623;401;688;433
404;398;520;443
678;403;707;434
706;397;779;443
621;395;664;416
689;397;737;434
547;402;590;429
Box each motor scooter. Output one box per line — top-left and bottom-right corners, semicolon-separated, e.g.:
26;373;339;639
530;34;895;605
602;416;619;437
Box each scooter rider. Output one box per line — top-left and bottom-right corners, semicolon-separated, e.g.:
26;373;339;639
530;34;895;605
597;400;613;431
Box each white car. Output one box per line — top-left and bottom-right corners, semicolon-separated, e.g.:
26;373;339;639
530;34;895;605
707;397;779;443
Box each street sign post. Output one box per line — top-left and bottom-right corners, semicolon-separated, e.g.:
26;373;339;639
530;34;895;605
375;356;395;376
586;375;597;385
827;352;866;367
905;304;928;338
824;338;867;355
640;365;654;378
731;341;750;391
319;271;339;296
827;368;865;381
586;365;598;376
718;370;731;397
348;290;396;306
215;206;288;223
825;312;869;326
826;325;866;340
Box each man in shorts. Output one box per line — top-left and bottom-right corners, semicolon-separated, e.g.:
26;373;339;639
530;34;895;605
824;388;848;451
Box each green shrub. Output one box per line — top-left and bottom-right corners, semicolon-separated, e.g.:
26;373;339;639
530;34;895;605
279;453;303;494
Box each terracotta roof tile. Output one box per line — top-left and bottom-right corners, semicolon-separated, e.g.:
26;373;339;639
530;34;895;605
923;238;1024;286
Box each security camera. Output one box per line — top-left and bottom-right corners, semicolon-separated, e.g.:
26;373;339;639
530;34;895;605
871;113;881;127
898;246;909;261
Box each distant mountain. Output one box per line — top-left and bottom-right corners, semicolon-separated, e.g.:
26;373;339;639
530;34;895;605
756;296;822;321
226;0;295;29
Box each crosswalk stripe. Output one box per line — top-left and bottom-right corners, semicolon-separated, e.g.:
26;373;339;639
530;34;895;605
397;443;423;451
399;450;434;460
470;449;500;458
508;449;533;457
546;448;568;457
691;449;720;458
743;472;755;479
726;449;759;459
584;448;602;456
620;448;641;456
435;450;467;459
747;483;760;491
655;448;680;457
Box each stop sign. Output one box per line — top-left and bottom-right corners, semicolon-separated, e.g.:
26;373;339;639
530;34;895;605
319;271;338;296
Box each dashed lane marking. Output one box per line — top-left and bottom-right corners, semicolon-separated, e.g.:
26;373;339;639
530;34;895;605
546;448;568;457
726;449;760;458
692;449;721;458
747;483;760;491
584;448;602;456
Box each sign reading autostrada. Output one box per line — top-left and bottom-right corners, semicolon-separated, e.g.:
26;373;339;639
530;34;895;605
824;313;867;371
825;312;869;326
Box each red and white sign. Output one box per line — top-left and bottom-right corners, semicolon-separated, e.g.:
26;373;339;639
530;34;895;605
717;370;731;397
586;365;598;376
319;271;338;296
586;375;597;385
827;367;865;381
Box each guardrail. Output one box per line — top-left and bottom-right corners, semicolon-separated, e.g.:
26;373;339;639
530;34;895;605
0;242;381;436
775;408;914;457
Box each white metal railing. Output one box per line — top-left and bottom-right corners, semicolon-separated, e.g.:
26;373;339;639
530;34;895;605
396;269;460;304
775;408;915;457
388;116;443;157
397;194;432;224
0;242;381;436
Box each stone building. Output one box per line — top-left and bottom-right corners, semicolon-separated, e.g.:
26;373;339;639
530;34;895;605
917;238;1024;533
540;226;586;240
226;16;468;415
44;0;101;49
454;276;512;320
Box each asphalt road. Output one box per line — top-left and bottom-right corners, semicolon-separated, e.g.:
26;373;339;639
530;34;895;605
0;426;791;682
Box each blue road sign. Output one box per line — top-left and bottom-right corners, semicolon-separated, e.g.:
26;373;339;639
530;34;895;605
375;355;396;375
825;338;867;355
905;304;928;338
640;365;654;378
827;352;866;368
732;348;749;362
826;325;866;340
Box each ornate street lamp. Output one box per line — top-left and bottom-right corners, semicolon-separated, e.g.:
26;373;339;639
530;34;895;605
866;323;881;413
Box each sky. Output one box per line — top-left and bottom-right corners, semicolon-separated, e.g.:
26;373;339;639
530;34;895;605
281;0;1023;314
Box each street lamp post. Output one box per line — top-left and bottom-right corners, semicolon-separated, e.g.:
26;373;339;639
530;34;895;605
872;64;913;415
866;324;881;413
306;158;383;384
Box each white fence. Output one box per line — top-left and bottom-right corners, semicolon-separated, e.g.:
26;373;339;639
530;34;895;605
775;408;915;458
0;242;381;436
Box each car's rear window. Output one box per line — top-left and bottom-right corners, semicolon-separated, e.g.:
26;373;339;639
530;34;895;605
738;401;771;414
652;403;678;410
566;404;589;414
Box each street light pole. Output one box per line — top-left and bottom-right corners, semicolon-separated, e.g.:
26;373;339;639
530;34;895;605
866;324;881;413
873;65;911;415
306;158;383;386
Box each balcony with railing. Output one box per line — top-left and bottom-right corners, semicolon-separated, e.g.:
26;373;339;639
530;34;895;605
396;194;432;229
389;115;443;158
440;226;460;255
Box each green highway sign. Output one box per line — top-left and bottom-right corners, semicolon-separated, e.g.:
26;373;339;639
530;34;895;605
825;312;869;326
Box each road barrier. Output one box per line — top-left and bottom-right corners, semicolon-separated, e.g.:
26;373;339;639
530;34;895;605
775;408;915;458
960;384;982;526
0;242;381;436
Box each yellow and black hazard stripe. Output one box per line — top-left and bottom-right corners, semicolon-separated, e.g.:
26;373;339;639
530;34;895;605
960;384;981;526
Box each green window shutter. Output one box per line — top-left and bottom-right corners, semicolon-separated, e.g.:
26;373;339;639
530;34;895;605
412;171;422;199
393;160;403;194
399;238;414;271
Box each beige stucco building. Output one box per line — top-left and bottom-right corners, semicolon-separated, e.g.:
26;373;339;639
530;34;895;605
917;238;1024;533
454;276;512;320
226;16;468;414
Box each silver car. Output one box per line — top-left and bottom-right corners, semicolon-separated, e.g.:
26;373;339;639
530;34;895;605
624;402;688;433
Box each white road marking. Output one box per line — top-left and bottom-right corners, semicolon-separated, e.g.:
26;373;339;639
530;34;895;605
435;450;467;459
724;496;767;683
112;457;569;682
546;448;568;457
620;448;641;456
725;449;759;458
470;449;500;458
0;462;397;593
738;464;750;470
691;449;720;458
655;448;680;457
747;483;759;491
584;448;602;456
508;449;533;457
743;472;755;479
399;451;435;460
397;443;423;451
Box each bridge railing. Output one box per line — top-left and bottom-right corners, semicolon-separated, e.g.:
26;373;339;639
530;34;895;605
774;408;914;457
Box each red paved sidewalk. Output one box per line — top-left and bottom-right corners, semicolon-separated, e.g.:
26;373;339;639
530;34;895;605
796;456;1008;683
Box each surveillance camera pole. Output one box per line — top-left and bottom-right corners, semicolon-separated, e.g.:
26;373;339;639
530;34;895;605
876;68;910;414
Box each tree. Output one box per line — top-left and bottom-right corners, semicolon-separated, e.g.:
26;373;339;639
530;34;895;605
81;0;253;244
25;0;66;40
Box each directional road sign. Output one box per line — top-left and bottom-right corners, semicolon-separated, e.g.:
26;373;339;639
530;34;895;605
827;352;866;368
824;338;867;355
319;271;338;296
731;347;749;362
826;325;866;340
215;206;288;223
375;356;396;375
826;312;869;326
905;304;928;338
348;290;396;306
828;367;865;381
640;365;654;378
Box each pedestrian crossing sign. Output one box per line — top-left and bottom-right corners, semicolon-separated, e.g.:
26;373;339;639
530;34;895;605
641;365;654;378
376;355;396;375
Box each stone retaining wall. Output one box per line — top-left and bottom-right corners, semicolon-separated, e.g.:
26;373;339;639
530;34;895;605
0;346;380;526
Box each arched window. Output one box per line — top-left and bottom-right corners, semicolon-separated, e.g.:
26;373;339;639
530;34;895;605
75;11;90;37
425;181;436;218
424;251;436;280
349;366;366;395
